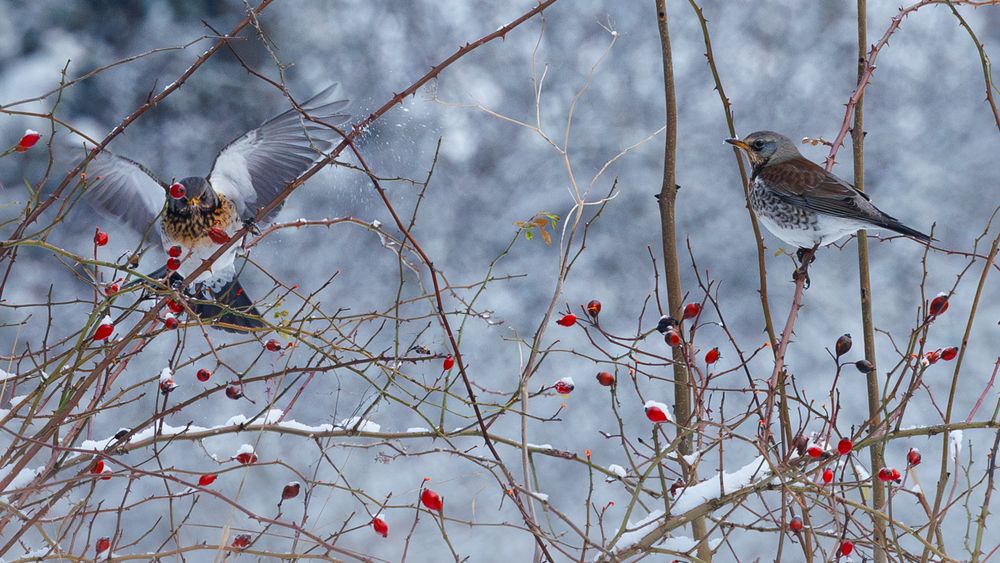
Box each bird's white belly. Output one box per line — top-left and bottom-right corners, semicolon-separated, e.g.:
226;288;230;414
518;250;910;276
757;213;869;248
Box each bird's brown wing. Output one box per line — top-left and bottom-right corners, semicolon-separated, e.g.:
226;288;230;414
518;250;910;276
757;157;879;221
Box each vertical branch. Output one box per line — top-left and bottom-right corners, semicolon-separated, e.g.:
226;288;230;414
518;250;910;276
685;0;777;351
851;2;888;561
654;0;709;559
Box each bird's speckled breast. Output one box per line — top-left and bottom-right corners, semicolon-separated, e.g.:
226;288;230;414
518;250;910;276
162;194;239;248
749;178;818;232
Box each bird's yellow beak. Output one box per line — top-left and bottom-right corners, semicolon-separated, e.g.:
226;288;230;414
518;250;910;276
188;197;200;207
725;138;750;151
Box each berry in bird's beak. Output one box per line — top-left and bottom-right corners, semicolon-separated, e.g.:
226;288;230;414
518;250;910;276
169;183;185;199
207;227;230;244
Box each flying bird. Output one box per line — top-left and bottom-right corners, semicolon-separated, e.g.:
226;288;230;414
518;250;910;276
725;131;930;253
83;85;350;331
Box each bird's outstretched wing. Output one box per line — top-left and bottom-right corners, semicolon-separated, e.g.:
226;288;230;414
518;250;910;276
81;149;167;238
758;157;930;241
208;85;350;223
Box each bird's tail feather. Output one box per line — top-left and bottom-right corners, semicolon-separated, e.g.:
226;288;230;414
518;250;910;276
879;217;931;243
131;268;265;333
195;278;266;333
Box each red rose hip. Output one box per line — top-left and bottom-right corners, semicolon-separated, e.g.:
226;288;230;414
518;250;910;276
421;488;443;512
682;302;701;320
556;313;577;327
595;371;615;386
586;299;601;318
704;347;720;365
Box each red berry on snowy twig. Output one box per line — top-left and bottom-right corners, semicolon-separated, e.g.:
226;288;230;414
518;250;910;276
372;516;389;538
929;293;949;317
16;129;41;152
234;445;257;465
553;377;574;395
93;315;114;341
644;400;672;423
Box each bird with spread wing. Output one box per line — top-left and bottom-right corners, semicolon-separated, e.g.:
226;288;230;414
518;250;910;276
83;85;350;332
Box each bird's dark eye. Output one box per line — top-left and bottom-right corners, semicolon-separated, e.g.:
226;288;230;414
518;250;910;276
752;140;765;150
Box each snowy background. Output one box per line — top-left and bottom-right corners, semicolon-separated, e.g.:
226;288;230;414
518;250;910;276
1;1;999;561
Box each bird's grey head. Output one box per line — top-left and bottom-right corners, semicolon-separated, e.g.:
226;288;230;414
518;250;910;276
725;131;802;168
167;176;215;214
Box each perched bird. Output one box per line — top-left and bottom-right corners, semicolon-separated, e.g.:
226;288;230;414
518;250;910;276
725;131;930;252
83;85;350;331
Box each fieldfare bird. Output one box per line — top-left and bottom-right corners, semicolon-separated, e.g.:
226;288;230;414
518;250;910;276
725;131;930;253
83;85;350;331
